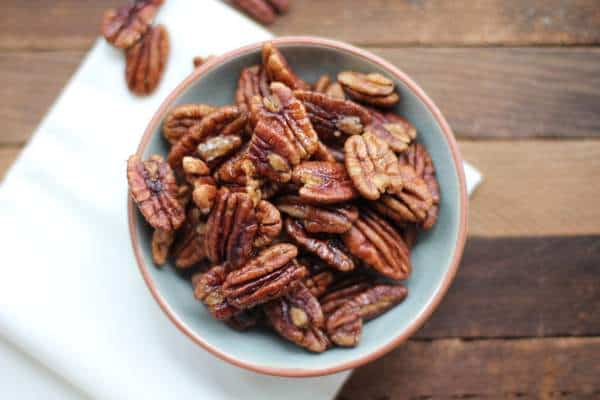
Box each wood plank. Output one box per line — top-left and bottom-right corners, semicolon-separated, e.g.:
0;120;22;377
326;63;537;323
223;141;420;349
2;48;599;146
1;1;599;49
462;140;600;236
0;147;21;180
415;236;600;339
338;337;600;400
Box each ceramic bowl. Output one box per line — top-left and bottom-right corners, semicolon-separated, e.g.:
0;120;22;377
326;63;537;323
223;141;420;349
128;36;468;377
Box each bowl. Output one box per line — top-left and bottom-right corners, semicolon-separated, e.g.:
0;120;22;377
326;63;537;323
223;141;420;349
128;36;468;377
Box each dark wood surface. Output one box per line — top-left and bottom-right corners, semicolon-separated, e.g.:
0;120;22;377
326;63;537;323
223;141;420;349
1;1;599;399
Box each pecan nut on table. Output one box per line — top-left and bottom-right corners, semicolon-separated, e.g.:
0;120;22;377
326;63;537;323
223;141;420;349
127;42;441;352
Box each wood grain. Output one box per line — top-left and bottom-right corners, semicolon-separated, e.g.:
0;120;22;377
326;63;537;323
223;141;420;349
416;236;600;339
1;0;599;50
339;337;600;400
2;48;599;145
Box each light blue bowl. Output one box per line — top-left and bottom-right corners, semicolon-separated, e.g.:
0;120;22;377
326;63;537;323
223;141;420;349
129;37;468;377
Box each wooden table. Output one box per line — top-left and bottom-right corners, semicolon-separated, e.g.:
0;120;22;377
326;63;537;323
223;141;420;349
2;1;599;398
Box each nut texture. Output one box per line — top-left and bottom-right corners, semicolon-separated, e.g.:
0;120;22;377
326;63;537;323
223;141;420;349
125;25;169;95
101;0;163;49
276;195;358;234
236;65;270;113
127;154;185;231
151;228;174;266
292;161;358;204
192;265;239;320
366;108;417;153
262;43;310;90
223;243;307;309
197;135;243;164
338;71;400;108
172;208;206;268
255;200;282;247
162;104;216;145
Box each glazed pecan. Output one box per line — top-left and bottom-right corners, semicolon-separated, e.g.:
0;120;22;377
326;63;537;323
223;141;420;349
294;90;372;143
343;209;411;280
247;83;318;182
172;208;206;268
338;71;400;108
276;195;358;234
125;24;169;96
197;135;243;164
262;43;310;90
344;132;403;200
313;141;338;163
215;146;252;185
320;275;374;314
236;66;270;113
398;143;439;229
182;156;217;214
255;200;282;247
231;0;289;25
101;0;163;49
168;106;243;170
304;270;335;298
265;282;330;352
313;75;345;100
291;161;358;204
162;104;216;145
325;285;408;347
204;188;258;268
285;218;355;272
223;243;307;309
151;228;174;266
226;309;261;331
127;154;185;231
366;109;417;153
192;265;238;320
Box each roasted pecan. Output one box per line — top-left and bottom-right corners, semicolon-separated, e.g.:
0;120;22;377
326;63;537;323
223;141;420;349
325;285;407;347
265;282;330;352
125;24;169;96
192;265;239;320
101;0;163;49
226;309;261;331
172;208;206;268
320;275;374;314
162;104;216;145
276;195;358;234
398;143;439;229
231;0;289;25
223;243;307;309
285;218;355;272
291;161;358;204
127;154;185;231
182;156;217;214
313;141;338;163
294;90;372;143
366;109;417;153
176;184;192;208
338;71;400;108
247;83;319;182
344;132;403;200
343;209;411;280
151;228;174;266
262;43;310;90
304;270;335;298
403;223;419;249
255;200;282;247
313;75;345;100
197;135;243;164
236;65;270;113
167;106;243;170
214;146;252;185
204;188;258;268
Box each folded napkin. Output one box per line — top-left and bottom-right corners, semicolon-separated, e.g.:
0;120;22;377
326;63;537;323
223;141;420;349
0;1;481;398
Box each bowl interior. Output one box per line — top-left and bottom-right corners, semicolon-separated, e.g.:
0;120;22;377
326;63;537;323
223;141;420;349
133;40;464;374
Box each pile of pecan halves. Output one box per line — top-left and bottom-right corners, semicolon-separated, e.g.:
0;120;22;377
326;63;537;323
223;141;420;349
127;42;440;352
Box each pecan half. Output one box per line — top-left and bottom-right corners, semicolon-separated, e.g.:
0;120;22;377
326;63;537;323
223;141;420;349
204;188;258;268
172;208;206;268
125;24;169;96
127;154;185;231
167;106;243;170
313;141;338;163
197;135;243;164
313;75;345;100
255;200;282;247
265;282;330;352
338;71;400;108
291;161;358;204
285;218;355;272
101;0;163;49
192;265;239;320
262;43;310;90
325;285;408;347
304;270;335;298
247;83;318;182
223;243;306;309
343;209;411;280
230;0;289;25
236;65;270;113
182;156;217;214
151;229;174;266
344;132;403;200
162;104;216;145
366;109;417;153
398;143;439;229
294;90;372;143
276;195;358;234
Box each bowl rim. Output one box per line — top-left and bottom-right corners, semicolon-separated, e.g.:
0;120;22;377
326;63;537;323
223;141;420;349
128;36;468;377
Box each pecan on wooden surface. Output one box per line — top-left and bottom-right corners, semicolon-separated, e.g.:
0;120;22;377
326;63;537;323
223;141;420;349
162;104;216;145
101;0;164;49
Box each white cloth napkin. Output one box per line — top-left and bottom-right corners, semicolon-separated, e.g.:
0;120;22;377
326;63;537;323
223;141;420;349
0;1;481;398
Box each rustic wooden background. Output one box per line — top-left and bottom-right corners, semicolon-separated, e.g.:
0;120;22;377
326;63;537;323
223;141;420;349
1;1;599;399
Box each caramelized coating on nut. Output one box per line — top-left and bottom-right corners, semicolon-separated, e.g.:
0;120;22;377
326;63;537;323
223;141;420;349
162;104;216;145
151;228;174;266
366;108;417;153
101;0;163;49
236;65;270;113
172;208;206;268
276;195;358;234
291;161;358;204
193;265;239;320
125;25;169;96
338;71;400;108
262;42;310;90
255;200;283;247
